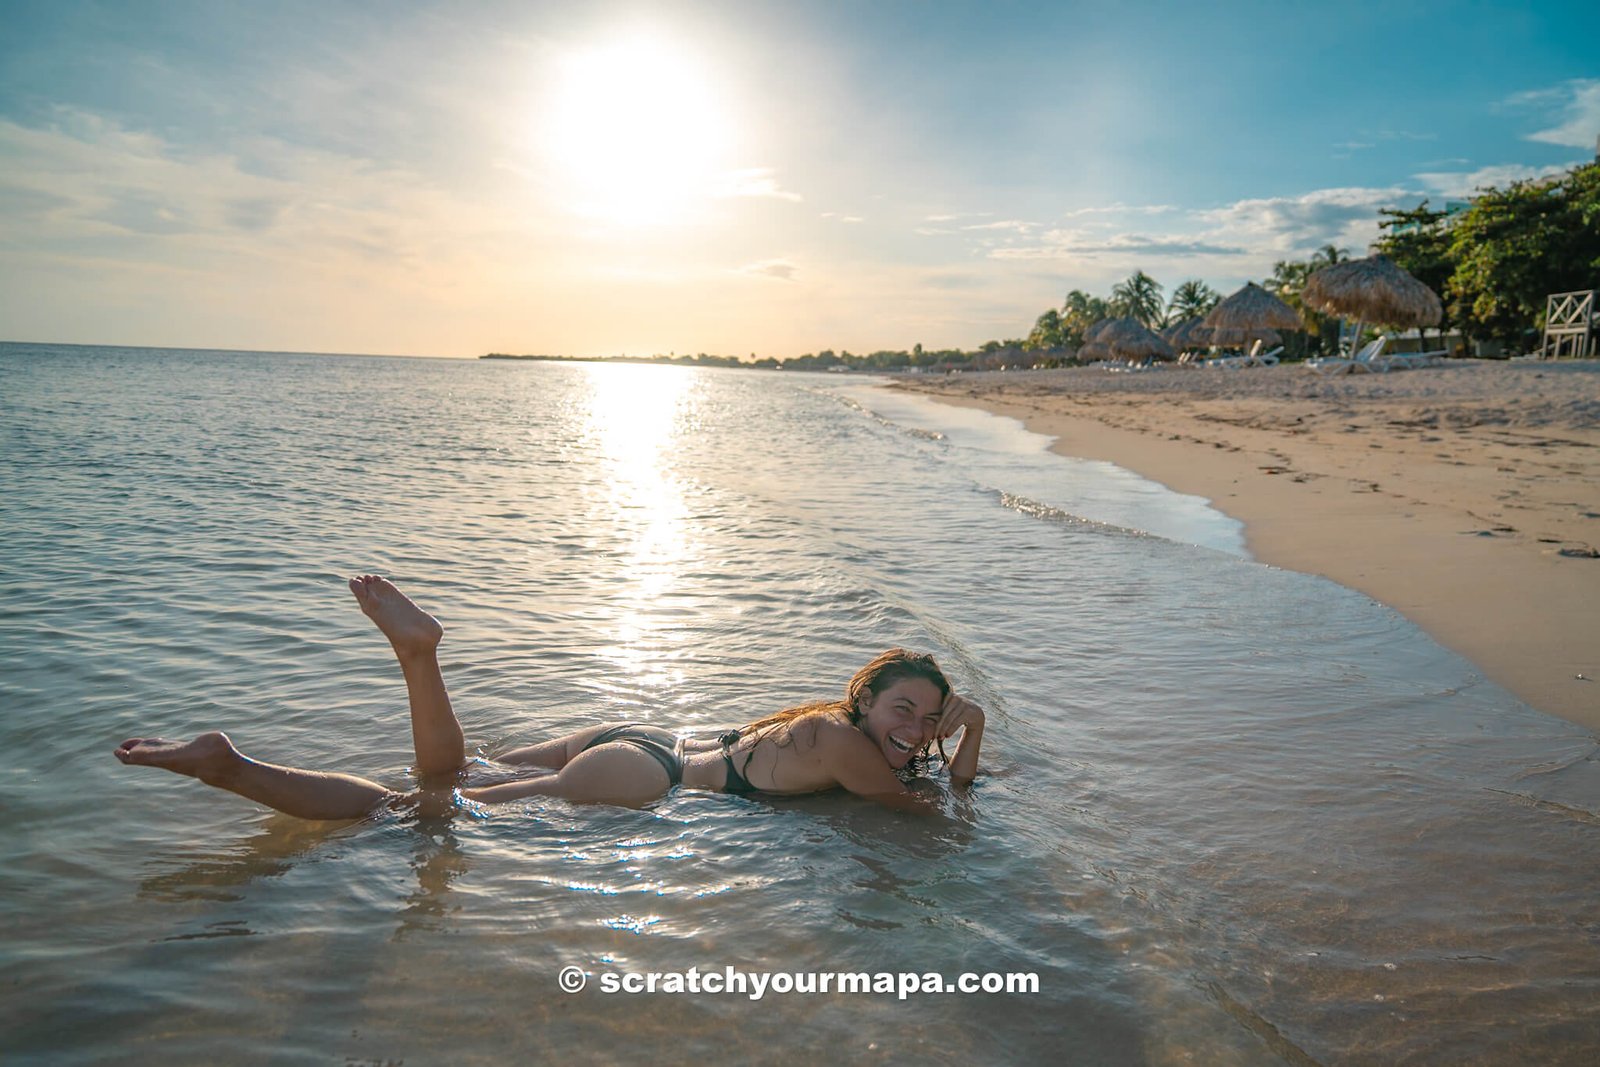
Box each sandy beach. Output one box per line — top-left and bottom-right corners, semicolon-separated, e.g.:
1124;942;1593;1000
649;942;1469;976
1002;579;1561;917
897;359;1600;731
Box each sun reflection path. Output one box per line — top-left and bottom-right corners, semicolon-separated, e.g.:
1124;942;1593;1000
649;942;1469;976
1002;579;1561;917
580;363;698;704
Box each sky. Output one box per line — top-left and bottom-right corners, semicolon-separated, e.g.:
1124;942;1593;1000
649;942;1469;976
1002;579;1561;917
1;0;1597;359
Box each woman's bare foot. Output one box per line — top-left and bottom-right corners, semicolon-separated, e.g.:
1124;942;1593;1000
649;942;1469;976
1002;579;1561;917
115;731;240;783
348;574;443;657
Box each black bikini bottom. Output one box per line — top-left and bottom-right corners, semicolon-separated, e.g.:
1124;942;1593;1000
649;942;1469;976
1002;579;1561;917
581;723;683;786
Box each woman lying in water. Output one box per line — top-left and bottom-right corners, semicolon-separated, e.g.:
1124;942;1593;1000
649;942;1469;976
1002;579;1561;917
115;576;985;816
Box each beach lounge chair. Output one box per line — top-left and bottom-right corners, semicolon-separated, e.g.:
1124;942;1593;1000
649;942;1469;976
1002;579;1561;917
1305;337;1386;375
1246;345;1283;367
1383;348;1447;370
1204;339;1261;369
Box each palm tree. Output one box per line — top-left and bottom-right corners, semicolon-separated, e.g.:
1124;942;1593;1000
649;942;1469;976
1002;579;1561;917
1309;244;1349;270
1059;289;1110;347
1025;308;1065;350
1267;258;1335;358
1108;271;1165;328
1166;279;1220;323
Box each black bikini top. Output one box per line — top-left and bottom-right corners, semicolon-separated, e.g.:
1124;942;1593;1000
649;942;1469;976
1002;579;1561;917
717;730;758;794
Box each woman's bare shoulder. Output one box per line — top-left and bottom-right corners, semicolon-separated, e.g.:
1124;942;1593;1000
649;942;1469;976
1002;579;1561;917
809;712;871;750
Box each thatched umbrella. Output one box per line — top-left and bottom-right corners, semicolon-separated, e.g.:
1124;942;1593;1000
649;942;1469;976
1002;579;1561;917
1162;317;1212;351
1302;254;1443;352
1084;318;1117;343
1076;340;1112;363
1206;325;1285;349
1161;317;1198;344
1302;255;1442;327
1202;283;1302;350
1097;316;1176;362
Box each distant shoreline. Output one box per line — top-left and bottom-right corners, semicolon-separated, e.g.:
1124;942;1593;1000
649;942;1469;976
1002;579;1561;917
481;352;762;369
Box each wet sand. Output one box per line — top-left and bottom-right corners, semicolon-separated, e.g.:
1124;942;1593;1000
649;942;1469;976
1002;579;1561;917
896;359;1600;730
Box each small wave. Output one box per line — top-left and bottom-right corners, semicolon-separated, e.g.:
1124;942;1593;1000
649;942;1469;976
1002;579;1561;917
993;490;1153;541
813;387;947;441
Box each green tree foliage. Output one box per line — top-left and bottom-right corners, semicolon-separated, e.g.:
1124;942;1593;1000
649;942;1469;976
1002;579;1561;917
1059;289;1110;348
1445;162;1600;350
1310;244;1350;271
1108;270;1165;327
1265;260;1320;358
1166;279;1220;323
1024;308;1065;350
1375;203;1454;343
1265;248;1349;358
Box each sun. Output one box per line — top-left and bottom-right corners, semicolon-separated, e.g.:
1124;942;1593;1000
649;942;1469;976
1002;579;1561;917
542;33;735;226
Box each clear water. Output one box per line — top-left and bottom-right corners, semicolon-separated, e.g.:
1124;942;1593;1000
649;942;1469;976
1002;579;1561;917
1;343;1595;1065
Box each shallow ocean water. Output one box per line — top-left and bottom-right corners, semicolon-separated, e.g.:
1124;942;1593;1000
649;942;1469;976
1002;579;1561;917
1;343;1596;1065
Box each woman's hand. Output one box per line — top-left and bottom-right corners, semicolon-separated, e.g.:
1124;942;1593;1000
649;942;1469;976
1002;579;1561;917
934;692;985;743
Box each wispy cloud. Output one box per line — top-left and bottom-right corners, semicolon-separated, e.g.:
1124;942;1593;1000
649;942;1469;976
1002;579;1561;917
990;231;1243;260
1413;161;1576;198
1331;128;1440;158
977;186;1412;275
819;212;863;223
737;258;797;281
1059;203;1177;219
716;168;803;201
1191;186;1409;253
961;219;1037;233
1513;78;1600;149
924;211;992;222
0;106;586;351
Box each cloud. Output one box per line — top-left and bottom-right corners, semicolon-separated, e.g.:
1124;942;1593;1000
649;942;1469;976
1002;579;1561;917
1518;78;1600;149
0;106;563;311
222;197;289;232
819;212;864;223
919;270;986;290
1413;162;1576;198
924;211;992;222
88;190;196;235
976;185;1418;277
990;231;1244;260
1059;202;1177;219
960;219;1037;233
1191;186;1409;253
737;258;797;281
716;168;803;201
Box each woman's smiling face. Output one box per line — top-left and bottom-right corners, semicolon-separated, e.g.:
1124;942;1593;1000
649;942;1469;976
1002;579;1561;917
857;677;944;768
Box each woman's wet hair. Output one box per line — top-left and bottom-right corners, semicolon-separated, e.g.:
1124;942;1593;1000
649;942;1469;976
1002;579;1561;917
840;648;950;724
737;649;952;779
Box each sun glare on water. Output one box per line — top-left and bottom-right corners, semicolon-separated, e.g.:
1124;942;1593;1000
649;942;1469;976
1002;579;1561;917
580;362;697;689
542;33;736;226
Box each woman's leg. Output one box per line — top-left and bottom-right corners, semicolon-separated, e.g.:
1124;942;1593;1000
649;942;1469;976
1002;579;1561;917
464;744;672;808
495;724;614;770
348;575;463;779
116;732;396;820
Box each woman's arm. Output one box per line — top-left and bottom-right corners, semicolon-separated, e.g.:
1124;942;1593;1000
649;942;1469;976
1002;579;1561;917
819;722;939;813
936;694;985;786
